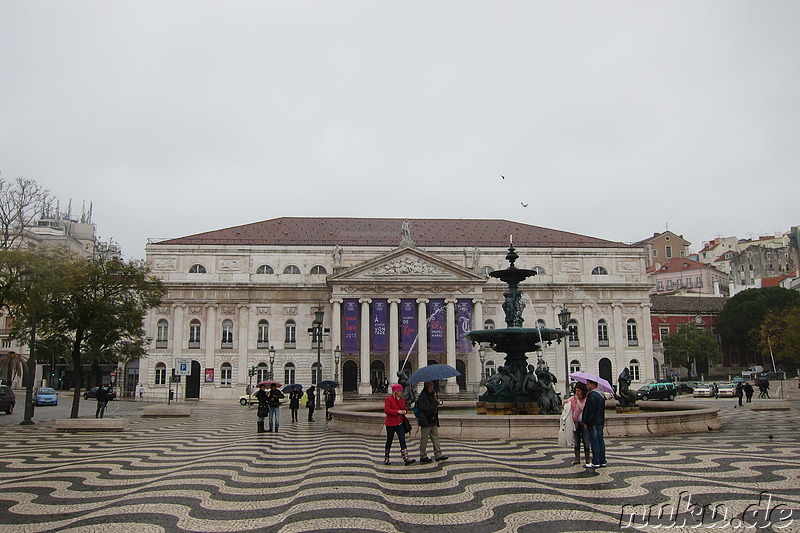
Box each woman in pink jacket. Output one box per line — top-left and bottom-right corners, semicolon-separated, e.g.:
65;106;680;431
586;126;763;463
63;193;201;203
384;384;416;465
565;382;591;465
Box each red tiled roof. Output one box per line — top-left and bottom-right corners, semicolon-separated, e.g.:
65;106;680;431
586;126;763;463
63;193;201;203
761;276;789;288
653;257;716;273
152;217;628;248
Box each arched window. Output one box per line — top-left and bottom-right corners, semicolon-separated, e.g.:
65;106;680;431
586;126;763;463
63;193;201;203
627;319;638;346
257;320;270;349
568;319;580;347
221;362;232;386
155;363;167;385
221;319;234;348
481;266;494;276
569;359;581;374
532;266;547;275
310;265;327;275
156;319;168;349
189;319;201;349
256;264;274;274
282;265;301;274
536;318;546;329
256;362;269;382
311;361;322;385
284;362;296;385
591;266;608;275
629;359;640;381
484;360;496;377
483;319;495;330
189;264;207;274
597;319;609;347
285;320;296;348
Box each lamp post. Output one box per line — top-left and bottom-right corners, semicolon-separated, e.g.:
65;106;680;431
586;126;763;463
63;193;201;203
557;308;572;398
334;345;341;384
20;310;37;425
308;309;329;409
268;345;276;380
247;365;256;407
478;345;486;387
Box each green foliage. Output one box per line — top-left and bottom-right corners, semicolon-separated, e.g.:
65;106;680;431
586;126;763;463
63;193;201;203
664;322;722;375
718;287;800;348
757;305;800;365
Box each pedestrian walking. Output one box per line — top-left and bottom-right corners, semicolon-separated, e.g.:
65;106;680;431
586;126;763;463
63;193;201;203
95;385;111;418
563;382;590;465
582;379;606;468
255;383;268;433
138;383;145;400
712;382;718;399
266;383;285;432
289;385;302;422
384;383;415;465
762;379;770;399
324;387;336;420
416;381;448;463
306;386;316;422
743;382;754;403
735;382;744;406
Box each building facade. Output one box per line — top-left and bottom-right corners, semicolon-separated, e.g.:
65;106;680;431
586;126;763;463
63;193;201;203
647;257;730;296
633;231;692;270
140;218;658;400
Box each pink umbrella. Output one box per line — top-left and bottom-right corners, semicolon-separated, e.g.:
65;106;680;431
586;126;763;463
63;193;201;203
569;371;614;394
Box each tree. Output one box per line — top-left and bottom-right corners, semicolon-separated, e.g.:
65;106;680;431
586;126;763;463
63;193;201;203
664;322;722;378
0;174;51;250
717;287;800;350
0;351;25;384
757;305;800;367
11;250;165;418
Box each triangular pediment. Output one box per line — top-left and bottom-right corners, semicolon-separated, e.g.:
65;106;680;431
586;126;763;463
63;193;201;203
329;247;485;283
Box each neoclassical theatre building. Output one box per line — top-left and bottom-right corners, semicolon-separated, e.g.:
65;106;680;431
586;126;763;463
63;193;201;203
138;218;658;400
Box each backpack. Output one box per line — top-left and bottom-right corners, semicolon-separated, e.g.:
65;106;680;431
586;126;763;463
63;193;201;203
413;399;421;418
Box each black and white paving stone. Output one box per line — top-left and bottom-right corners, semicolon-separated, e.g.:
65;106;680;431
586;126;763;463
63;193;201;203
0;400;798;533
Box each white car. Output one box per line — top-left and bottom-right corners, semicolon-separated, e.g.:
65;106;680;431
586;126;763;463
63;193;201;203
692;383;714;397
716;383;737;398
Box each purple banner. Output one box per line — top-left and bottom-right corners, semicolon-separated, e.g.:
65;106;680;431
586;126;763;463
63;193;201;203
343;299;359;353
371;299;388;353
428;299;445;354
457;299;473;353
401;299;417;354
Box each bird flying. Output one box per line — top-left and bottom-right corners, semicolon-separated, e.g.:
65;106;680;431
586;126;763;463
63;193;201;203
521;202;528;207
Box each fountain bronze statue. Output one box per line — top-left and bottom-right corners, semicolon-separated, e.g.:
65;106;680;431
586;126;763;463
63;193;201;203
468;244;569;415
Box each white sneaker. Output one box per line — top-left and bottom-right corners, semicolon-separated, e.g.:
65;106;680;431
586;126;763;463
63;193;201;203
584;463;596;468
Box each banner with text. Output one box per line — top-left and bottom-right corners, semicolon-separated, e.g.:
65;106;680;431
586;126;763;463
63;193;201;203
401;299;417;354
457;299;473;354
371;299;388;353
343;299;359;353
428;299;445;354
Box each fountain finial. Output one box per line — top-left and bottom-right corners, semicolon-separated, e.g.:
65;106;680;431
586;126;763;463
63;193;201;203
505;244;519;268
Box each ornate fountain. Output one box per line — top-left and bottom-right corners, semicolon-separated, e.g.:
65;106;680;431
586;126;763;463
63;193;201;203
467;244;569;415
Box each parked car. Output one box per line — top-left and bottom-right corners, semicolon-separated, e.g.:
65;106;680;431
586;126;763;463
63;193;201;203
83;387;117;400
239;393;257;406
716;383;737;397
33;387;58;406
692;383;714;397
0;385;15;414
636;382;677;401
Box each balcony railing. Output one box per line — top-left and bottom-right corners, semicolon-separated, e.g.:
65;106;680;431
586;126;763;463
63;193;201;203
155;340;168;349
188;340;200;349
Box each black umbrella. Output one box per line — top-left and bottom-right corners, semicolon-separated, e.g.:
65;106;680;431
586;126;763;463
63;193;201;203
407;364;461;384
282;383;303;393
317;380;339;389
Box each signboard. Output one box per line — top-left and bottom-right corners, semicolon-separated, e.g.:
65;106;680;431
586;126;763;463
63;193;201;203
176;358;191;376
110;371;117;378
205;368;214;382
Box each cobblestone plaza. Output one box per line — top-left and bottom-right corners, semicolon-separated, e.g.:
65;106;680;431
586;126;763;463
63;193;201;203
0;395;798;533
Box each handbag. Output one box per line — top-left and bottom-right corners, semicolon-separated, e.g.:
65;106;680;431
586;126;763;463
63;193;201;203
257;407;267;418
402;415;412;433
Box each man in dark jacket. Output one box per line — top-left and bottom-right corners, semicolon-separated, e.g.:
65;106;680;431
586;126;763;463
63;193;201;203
582;380;606;468
416;381;449;463
266;383;285;432
95;385;111;419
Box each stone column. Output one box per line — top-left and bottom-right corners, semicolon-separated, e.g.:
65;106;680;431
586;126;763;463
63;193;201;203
581;302;594;374
237;304;249;387
469;298;484;393
444;298;459;393
172;303;185;363
612;302;625;375
205;304;218;373
416;299;429;375
388;298;401;385
641;302;654;382
358;298;372;394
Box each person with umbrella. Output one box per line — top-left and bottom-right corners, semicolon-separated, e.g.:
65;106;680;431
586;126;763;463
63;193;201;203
416;381;448;463
255;382;268;433
306;386;316;422
266;383;285;432
582;379;607;468
384;384;416;466
324;386;336;420
287;385;302;423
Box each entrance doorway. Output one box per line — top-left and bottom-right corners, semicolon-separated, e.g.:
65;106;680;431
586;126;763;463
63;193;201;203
343;360;358;392
456;359;466;391
186;360;201;399
598;358;612;385
370;360;385;393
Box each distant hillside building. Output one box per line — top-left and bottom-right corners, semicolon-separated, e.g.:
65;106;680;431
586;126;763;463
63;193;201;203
647;257;729;297
139;217;659;401
633;231;692;270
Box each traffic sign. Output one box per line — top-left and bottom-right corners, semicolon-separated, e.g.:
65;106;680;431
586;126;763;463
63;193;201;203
110;371;117;377
176;358;191;376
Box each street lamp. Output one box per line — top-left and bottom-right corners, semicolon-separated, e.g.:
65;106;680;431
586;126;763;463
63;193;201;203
334;345;341;384
478;344;486;387
557;308;572;398
19;271;37;426
268;345;276;380
308;309;329;409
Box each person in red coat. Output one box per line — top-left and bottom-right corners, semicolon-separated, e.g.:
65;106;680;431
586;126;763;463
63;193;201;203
384;384;416;465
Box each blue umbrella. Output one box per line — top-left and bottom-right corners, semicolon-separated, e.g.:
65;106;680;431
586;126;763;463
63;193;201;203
282;383;303;393
408;364;461;384
317;380;339;389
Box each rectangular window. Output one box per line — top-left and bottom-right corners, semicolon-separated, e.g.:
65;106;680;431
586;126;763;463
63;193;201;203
657;281;663;291
666;246;672;258
686;278;692;288
257;324;269;349
221;326;233;349
676;279;682;288
598;322;609;347
627;323;638;346
285;323;296;349
221;367;232;387
659;327;669;340
696;276;702;287
155;367;167;385
189;324;201;349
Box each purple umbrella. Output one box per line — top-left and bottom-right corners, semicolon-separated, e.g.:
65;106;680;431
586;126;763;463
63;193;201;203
569;371;614;394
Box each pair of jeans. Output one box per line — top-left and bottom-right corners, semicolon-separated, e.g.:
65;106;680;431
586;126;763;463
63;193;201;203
573;423;590;454
268;407;280;430
586;424;606;465
385;424;407;451
96;401;108;418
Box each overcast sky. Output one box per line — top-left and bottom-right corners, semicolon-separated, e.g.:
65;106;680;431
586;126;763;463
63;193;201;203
2;1;798;260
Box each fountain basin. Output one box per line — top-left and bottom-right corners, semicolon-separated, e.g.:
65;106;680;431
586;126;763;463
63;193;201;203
328;400;723;440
